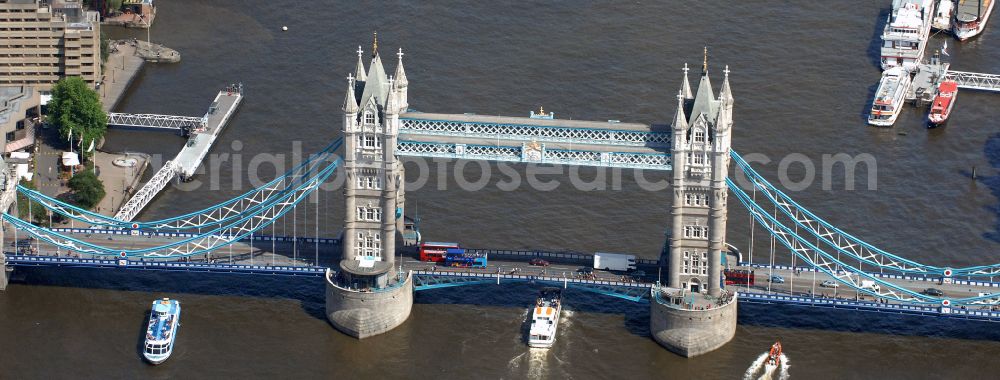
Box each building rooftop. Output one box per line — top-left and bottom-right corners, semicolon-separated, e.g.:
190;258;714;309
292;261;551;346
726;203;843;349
0;86;34;128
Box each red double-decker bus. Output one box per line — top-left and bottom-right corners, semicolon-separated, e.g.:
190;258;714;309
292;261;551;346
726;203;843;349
419;242;459;262
724;269;755;286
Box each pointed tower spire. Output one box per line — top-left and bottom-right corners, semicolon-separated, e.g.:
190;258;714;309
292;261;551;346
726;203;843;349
394;47;408;88
372;31;379;58
385;76;400;114
681;63;693;99
673;90;688;130
701;46;708;75
343;74;359;114
354;46;367;82
720;65;733;105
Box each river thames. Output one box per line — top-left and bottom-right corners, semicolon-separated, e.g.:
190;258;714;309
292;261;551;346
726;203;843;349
3;1;1000;378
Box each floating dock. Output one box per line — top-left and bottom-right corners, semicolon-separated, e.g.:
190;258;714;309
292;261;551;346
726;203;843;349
114;85;243;221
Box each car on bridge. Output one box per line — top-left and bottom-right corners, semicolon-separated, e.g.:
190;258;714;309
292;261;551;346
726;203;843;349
820;280;840;288
529;258;550;267
769;275;785;284
922;288;944;297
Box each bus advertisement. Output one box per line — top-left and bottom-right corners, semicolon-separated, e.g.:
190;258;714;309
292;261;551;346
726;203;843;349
419;242;459;262
444;248;488;268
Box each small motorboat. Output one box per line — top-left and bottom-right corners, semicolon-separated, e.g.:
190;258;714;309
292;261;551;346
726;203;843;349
928;80;958;127
767;340;783;367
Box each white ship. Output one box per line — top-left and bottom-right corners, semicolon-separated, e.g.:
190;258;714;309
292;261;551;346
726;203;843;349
954;0;995;40
933;0;955;30
143;298;181;365
868;66;913;127
527;288;562;348
880;0;934;71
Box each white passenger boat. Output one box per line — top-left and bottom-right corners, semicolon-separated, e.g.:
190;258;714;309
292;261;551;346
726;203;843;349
933;0;955;30
143;298;181;365
868;66;913;127
954;0;995;40
880;0;934;71
527;288;562;348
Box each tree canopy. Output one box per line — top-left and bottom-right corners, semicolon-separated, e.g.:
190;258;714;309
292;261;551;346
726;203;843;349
67;170;106;210
50;77;106;158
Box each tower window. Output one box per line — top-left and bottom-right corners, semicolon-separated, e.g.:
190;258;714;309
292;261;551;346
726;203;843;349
364;112;375;125
693;130;705;143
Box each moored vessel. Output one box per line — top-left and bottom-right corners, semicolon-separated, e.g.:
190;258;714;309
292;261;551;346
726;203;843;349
954;0;995;39
527;287;562;348
933;0;956;30
869;66;913;127
928;80;959;127
880;0;934;71
143;298;181;365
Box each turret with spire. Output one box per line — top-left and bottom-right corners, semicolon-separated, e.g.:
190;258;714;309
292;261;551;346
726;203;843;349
354;46;367;82
669;48;735;298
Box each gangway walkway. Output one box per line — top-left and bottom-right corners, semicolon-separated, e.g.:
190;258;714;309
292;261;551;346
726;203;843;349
107;113;207;130
944;70;1000;92
114;85;243;221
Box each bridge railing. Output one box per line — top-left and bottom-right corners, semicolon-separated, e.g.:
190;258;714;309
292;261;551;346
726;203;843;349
411;269;652;288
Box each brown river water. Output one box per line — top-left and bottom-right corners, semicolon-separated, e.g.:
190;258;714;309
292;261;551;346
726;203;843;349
3;1;1000;378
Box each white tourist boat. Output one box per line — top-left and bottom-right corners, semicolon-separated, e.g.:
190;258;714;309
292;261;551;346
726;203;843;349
954;0;995;40
143;298;181;365
933;0;956;30
880;0;934;71
868;66;913;127
527;288;562;348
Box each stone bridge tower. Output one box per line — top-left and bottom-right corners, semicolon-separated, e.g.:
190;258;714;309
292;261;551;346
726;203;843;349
669;49;733;297
339;39;409;288
326;37;414;339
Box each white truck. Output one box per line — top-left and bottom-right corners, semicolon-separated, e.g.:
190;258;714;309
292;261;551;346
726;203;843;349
860;280;881;292
593;252;637;272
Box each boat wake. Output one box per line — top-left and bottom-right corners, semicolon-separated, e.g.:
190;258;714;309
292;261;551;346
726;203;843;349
743;352;790;380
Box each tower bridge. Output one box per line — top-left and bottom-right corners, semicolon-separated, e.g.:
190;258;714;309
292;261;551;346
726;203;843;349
3;42;1000;358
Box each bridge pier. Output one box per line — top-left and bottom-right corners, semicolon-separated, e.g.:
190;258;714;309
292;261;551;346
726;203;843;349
0;253;9;291
324;269;413;338
649;288;737;357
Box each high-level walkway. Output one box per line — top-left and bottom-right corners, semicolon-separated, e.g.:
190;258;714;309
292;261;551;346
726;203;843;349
397;113;673;170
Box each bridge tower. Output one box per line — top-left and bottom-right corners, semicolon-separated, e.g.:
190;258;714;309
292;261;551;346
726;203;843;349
325;38;413;339
668;50;733;297
651;49;737;357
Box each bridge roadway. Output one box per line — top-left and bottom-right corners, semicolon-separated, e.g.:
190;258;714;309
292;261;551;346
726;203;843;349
7;231;1000;306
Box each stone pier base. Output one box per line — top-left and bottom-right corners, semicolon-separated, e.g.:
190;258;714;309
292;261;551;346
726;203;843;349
324;270;413;339
0;257;9;291
650;292;737;357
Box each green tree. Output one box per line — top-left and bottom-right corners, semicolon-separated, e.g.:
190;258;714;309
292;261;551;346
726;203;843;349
49;77;106;159
17;181;50;226
67;170;106;210
100;31;110;63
